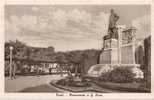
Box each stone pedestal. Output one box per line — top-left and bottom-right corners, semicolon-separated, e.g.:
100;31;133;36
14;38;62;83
121;44;134;64
99;38;118;64
99;26;137;65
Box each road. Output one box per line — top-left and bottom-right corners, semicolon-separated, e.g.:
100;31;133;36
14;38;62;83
5;74;126;93
5;75;67;92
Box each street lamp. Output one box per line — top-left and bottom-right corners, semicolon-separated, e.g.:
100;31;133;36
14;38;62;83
9;46;13;79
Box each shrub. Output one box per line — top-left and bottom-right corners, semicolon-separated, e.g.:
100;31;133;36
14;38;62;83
100;67;136;83
56;75;74;86
110;67;135;83
99;72;111;82
56;79;68;86
68;81;91;87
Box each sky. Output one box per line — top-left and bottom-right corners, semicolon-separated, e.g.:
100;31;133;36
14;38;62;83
5;5;151;51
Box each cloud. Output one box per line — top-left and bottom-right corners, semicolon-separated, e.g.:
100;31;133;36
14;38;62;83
32;6;39;12
21;15;37;31
132;14;151;39
52;9;68;27
5;17;21;41
5;8;110;51
68;9;92;25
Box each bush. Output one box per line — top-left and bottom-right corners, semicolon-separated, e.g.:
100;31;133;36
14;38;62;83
110;67;135;83
98;72;111;82
56;75;92;87
56;79;68;86
56;75;74;86
69;81;91;87
100;67;136;83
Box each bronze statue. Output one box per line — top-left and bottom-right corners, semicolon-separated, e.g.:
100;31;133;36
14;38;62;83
108;9;119;39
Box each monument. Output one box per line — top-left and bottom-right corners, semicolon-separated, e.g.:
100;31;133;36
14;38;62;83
99;9;138;66
88;9;143;78
108;9;119;39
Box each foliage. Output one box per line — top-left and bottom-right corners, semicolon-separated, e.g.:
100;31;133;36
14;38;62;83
56;78;68;86
5;40;100;75
5;40;99;64
143;36;151;91
56;75;91;87
5;40;55;60
99;67;136;83
5;40;26;57
109;67;135;83
98;72;111;82
69;81;91;87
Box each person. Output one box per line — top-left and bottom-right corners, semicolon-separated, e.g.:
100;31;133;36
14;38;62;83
23;63;27;74
108;9;119;39
39;66;43;74
36;64;40;76
30;65;35;73
49;63;52;74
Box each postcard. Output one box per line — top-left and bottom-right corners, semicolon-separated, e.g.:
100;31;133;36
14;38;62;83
0;0;153;99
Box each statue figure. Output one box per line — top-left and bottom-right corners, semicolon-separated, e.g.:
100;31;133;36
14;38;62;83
108;9;119;39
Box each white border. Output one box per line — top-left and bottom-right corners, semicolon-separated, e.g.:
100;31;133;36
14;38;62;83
0;0;154;99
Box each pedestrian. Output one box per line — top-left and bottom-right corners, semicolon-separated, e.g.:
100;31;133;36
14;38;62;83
36;64;40;77
49;64;52;74
30;65;34;73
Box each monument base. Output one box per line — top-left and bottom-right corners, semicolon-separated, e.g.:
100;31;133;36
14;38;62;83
99;38;135;65
99;48;118;64
99;38;118;64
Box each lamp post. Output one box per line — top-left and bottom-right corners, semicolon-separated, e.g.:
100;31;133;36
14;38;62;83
9;46;13;79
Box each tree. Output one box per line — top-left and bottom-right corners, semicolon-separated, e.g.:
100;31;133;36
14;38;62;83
5;40;27;59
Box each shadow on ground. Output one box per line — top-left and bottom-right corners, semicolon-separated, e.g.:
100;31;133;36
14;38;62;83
20;84;61;92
